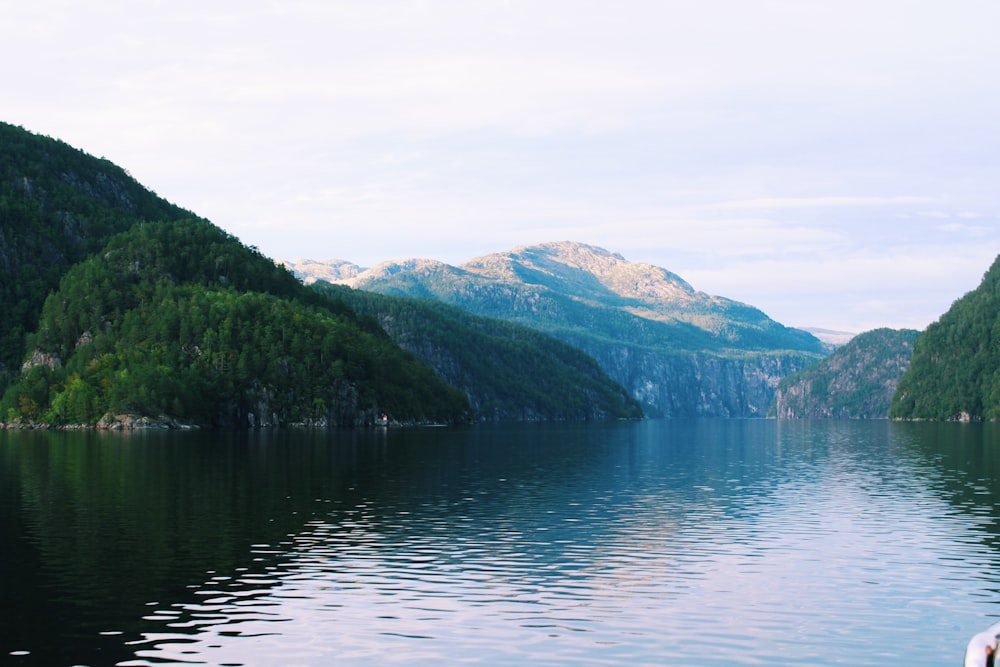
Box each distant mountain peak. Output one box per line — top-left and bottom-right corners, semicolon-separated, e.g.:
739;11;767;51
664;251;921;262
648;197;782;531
512;240;628;265
281;258;365;284
366;257;453;278
345;258;461;290
462;241;696;304
286;241;816;347
283;239;824;417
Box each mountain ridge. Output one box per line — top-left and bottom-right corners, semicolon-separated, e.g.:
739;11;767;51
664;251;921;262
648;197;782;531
289;241;825;417
294;240;822;353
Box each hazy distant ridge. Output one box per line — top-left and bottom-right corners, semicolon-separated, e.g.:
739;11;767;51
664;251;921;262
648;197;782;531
282;258;365;284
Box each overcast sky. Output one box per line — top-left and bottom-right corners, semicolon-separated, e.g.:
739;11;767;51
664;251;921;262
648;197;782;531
4;1;999;333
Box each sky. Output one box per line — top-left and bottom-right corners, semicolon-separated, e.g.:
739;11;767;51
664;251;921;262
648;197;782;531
3;1;999;333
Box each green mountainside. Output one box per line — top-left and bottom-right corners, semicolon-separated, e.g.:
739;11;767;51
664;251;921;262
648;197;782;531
314;283;642;421
1;219;471;427
770;328;920;419
345;244;822;354
890;254;1000;421
0;122;195;388
311;242;825;417
0;123;642;427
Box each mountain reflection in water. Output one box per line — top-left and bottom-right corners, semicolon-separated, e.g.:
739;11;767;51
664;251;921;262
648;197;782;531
1;420;999;666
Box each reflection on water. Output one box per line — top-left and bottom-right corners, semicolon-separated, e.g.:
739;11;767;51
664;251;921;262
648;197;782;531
2;420;999;666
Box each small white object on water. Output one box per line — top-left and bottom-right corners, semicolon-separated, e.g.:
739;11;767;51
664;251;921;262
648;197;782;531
965;620;1000;667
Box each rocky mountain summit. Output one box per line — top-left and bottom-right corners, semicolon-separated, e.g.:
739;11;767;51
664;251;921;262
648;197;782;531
463;243;696;304
294;241;825;417
336;241;821;351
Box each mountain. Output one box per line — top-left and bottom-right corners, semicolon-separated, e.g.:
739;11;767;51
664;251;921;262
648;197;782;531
0;122;195;389
300;242;825;417
0;123;642;427
890;254;1000;421
770;328;920;419
1;218;472;427
283;258;365;284
0;123;473;426
314;283;642;421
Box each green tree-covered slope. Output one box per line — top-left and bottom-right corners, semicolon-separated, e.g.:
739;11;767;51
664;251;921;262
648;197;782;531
1;219;471;427
890;254;1000;421
314;282;643;421
0;122;195;389
771;328;920;419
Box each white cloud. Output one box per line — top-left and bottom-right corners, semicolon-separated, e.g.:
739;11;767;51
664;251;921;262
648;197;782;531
707;196;942;212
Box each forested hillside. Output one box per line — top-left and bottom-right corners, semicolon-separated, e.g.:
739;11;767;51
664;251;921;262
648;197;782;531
314;282;642;421
1;123;648;427
1;219;471;427
0;122;194;391
771;328;920;419
890;254;1000;421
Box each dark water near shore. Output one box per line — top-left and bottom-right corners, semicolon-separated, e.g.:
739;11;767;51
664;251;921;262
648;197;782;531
2;420;999;666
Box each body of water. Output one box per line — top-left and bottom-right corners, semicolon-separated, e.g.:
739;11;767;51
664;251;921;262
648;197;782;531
2;419;999;665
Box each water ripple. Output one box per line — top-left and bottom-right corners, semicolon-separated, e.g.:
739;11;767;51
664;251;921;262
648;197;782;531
5;422;997;666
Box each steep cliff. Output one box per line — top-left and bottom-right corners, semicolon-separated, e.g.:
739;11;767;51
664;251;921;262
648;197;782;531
583;343;813;418
771;328;920;419
303;241;825;417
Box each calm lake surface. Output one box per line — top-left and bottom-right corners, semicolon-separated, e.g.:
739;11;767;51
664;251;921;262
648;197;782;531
2;420;999;666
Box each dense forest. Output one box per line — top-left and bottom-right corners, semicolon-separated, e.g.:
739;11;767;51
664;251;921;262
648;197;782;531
314;282;643;421
0;122;194;392
890;254;1000;421
1;219;471;427
771;328;920;419
1;122;648;428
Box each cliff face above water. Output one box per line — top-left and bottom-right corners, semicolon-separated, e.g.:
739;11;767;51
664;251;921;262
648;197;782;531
297;242;825;417
582;342;814;418
771;328;920;419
